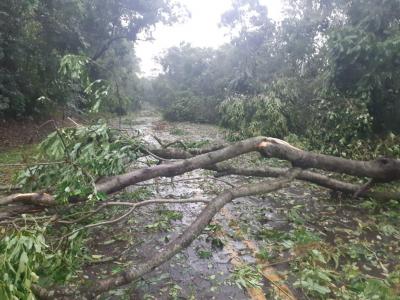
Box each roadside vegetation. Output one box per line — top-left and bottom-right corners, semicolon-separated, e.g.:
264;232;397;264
144;0;400;160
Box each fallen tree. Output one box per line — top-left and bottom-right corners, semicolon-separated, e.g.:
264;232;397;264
1;136;400;299
3;137;400;207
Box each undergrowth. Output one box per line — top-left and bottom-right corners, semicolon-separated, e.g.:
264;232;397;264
252;198;400;299
0;220;87;300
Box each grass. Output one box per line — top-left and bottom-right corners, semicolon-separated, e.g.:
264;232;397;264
145;210;183;232
169;128;187;136
116;187;153;202
0;144;38;185
197;249;212;259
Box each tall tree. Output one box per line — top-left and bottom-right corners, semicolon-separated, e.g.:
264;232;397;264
0;0;183;118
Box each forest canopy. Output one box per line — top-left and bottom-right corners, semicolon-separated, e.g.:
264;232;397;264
144;0;400;158
0;0;186;118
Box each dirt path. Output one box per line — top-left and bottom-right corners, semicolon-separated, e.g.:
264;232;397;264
2;108;398;299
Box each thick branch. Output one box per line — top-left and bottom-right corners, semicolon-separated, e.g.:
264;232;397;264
259;138;400;182
96;137;267;194
1;138;265;209
149;143;227;159
0;193;55;207
210;165;400;201
92;36;125;61
149;138;400;182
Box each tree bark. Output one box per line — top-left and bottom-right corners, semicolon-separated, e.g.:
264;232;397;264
0;193;55;206
96;137;267;194
209;164;400;201
259;138;400;181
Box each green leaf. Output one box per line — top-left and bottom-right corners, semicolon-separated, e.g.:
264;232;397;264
16;251;28;283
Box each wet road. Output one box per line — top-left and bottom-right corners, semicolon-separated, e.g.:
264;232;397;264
87;108;324;300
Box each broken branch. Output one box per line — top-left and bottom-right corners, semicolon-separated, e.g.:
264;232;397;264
210;164;400;201
33;169;300;299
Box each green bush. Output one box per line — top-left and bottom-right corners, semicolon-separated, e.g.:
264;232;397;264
0;223;86;300
163;91;219;123
219;94;288;138
306;95;373;157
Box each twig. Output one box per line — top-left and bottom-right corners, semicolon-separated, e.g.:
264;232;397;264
151;136;187;150
353;178;374;198
0;185;22;192
263;275;295;300
57;209;101;225
36;119;57;131
141;148;172;162
0;161;65;168
263;258;295;268
0;214;58;225
67;117;82;127
35;119;71;161
163;140;187;150
61;198;209;228
86;256;117;265
152;135;164;147
60;198;209;244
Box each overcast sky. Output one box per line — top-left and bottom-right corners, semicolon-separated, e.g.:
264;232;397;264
135;0;283;77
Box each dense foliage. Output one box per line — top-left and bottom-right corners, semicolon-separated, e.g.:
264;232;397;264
0;221;87;300
219;94;288;139
145;0;400;158
17;123;142;203
0;0;183;118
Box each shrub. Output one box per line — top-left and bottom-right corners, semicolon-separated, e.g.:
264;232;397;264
219;94;288;138
163;91;219;123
